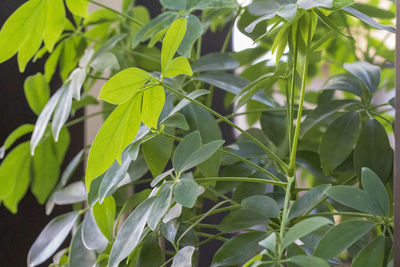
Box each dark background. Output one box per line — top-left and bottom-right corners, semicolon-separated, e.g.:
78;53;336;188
0;1;232;266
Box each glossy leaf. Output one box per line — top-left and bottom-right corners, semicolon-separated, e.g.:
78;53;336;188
147;187;173;230
109;198;155;267
69;224;97;267
178;14;202;58
143;131;174;176
211;232;266;267
172;246;195;267
297;0;333;9
98;68;152;105
361;168;390;216
320;111;360;174
81;211;108;252
85;95;142;190
173;131;201;173
242;195;280;218
27;211;80;267
142;85;166;128
93;196;116;241
52;84;72;141
282;217;333;249
352;236;385;267
217;209;268;233
24;73;50;115
289;184;331;219
322;74;363;97
343;61;381;93
161;18;187;73
192;53;239;73
314;220;374;259
68;68;86;101
354;119;393;183
53;181;87;205
343;6;395;33
136;236;164;267
288;255;329;267
163;203;183;223
174;178;201;208
44;0;65;51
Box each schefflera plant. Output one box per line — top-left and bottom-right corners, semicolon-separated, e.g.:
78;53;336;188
0;0;396;266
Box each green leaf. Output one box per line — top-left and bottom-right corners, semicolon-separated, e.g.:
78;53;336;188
297;0;333;9
322;74;363;97
147;187;173;230
53;181;87;205
314;220;374;259
320;111;360;174
326;185;378;214
93;196;116;241
44;0;65;52
1;124;34;157
27;211;80;267
160;0;186;10
45;42;63;82
90;52;120;72
0;142;31;213
351;3;395;19
143;130;174;176
173;131;201;172
172;246;195;267
282;217;333;249
24;73;50;116
343;6;395;33
192;53;239;73
164;56;193;78
68;68;87;100
69;224;97;267
141;85;166;128
211;232;266;267
98;153;131;203
81;211;108;252
137;236;164;267
98;68;152;105
242;195;280;218
343;61;381;93
65;0;89;18
217;209;268;233
289;255;329;267
354;119;393;183
361;168;390;216
177;14;203;58
352;236;385;267
247;0;296;17
260;111;287;146
173;178;201;208
161;18;187;73
30;89;63;154
85;95;142;190
52;84;73;141
289;184;331;219
163;113;189;130
109;198;154;267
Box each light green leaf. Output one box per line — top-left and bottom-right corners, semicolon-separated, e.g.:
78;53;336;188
93;196;116;241
288;255;329;267
98;68;152;105
45;42;63;82
1;124;34;157
352;236;385;267
282;217;333;249
1;142;31;213
178;14;203;58
354;119;393;183
65;0;89;18
141;85;165;128
217;209;268;233
27;211;80;267
44;0;65;52
168;89;209;115
81;211;108;252
173;131;201;173
242;195;280;218
161;18;187;73
173;178;201;208
24;73;50;115
0;0;45;65
289;184;331;219
314;220;374;259
320;111;360;174
30;89;63;155
343;61;381;93
109;198;155;267
164;56;193;78
85;95;142;190
361;168;390;216
172;246;195;267
143;129;174;176
147;187;173;230
69;224;97;267
53;181;87;205
211;232;266;267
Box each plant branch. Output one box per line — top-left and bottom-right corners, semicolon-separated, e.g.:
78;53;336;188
194;177;286;188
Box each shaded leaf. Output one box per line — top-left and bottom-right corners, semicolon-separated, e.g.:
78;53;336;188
24;73;50;115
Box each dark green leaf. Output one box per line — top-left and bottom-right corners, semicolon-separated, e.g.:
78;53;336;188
173;131;201;173
137;236;164;267
192;53;239;72
217;209;268;233
143;131;174;176
314;220;374;259
163;113;189;130
174;178;201;208
343;6;395;33
242;195;280;217
361;168;390;216
178;14;203;58
343;61;381;93
289;255;329;267
260;111;287;146
322;74;363;97
352;236;385;267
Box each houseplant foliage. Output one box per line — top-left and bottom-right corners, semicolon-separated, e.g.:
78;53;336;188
0;0;396;266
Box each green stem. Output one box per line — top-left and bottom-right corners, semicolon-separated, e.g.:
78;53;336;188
65;109;113;128
162;83;289;173
197;232;228;246
288;29;299;151
195;177;286;188
278;175;294;258
177;200;230;247
300;212;382;222
86;0;144;26
196;232;229;242
185;205;241;223
288;18;313;176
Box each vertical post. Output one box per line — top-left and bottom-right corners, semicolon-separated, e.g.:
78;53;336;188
394;1;400;266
